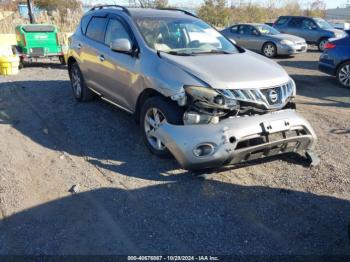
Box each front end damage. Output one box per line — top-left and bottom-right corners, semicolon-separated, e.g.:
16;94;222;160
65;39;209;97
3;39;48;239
154;110;319;170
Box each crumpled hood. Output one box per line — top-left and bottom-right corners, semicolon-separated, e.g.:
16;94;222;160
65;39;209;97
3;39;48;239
161;50;290;90
270;33;305;43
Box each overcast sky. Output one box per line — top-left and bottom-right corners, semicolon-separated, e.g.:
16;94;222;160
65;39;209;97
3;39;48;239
85;0;349;9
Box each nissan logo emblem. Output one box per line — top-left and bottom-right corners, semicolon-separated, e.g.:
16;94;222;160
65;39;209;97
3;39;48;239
268;89;278;103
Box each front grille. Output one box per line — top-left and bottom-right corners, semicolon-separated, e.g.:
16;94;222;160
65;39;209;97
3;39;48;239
218;81;295;109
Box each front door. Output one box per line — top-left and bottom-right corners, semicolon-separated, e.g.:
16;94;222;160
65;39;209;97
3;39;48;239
97;16;139;111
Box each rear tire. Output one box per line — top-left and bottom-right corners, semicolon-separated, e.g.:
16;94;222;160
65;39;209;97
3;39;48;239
68;62;94;102
318;38;328;52
140;96;183;158
336;61;350;88
262;42;277;58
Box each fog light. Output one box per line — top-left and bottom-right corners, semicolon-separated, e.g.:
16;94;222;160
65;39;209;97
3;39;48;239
193;143;215;157
183;111;200;125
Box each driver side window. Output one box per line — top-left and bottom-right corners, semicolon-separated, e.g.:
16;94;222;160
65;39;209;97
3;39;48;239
104;19;132;46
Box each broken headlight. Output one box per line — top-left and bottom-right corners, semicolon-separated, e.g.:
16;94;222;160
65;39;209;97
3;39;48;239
184;85;239;110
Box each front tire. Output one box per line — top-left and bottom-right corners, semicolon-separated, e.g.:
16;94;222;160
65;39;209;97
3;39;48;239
68;62;94;102
140;96;183;158
262;42;277;58
336;61;350;88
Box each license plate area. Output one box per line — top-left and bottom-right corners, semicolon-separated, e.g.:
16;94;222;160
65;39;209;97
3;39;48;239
262;119;290;134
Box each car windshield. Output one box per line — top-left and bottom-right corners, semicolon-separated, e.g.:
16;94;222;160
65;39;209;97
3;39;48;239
134;17;238;55
256;24;280;35
314;18;333;29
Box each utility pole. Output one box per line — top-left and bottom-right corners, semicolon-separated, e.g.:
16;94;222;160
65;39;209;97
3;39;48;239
27;0;35;24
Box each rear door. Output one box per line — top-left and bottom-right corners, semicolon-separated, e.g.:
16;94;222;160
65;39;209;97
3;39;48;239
285;18;304;38
237;25;260;50
222;25;240;43
83;15;108;93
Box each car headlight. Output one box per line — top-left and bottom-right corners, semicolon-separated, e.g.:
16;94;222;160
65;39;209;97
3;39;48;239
280;40;294;46
290;78;296;97
184;85;239;110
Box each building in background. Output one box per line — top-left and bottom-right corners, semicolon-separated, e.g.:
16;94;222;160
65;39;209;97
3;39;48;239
326;1;350;22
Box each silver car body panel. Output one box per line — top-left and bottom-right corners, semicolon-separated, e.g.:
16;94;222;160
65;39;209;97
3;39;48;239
67;8;319;169
155;109;317;170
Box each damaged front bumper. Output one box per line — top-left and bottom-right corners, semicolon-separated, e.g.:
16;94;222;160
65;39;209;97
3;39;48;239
155;109;318;170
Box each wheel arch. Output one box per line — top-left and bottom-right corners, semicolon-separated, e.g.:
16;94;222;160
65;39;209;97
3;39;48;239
134;88;163;122
67;56;77;72
317;36;329;44
261;40;277;52
336;59;350;76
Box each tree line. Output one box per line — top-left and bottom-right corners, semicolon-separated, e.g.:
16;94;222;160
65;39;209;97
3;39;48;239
0;0;327;31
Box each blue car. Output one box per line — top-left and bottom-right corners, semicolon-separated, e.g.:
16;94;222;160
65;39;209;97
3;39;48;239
319;36;350;88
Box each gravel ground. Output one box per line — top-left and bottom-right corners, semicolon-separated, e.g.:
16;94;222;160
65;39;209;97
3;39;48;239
0;51;349;255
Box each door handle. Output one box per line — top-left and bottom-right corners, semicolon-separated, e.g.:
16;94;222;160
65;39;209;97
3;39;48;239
99;55;105;62
77;43;82;50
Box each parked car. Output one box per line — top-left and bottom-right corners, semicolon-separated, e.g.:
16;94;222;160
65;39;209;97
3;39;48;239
331;22;350;35
67;5;319;170
15;24;65;67
221;23;307;58
273;16;347;51
319;36;350;88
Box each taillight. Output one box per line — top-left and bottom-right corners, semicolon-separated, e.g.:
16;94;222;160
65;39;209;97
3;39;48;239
325;42;336;49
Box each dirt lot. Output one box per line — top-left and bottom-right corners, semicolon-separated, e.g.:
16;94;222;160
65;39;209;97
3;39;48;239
0;50;349;255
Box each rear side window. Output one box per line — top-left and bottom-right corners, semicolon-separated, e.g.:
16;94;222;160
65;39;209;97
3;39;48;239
231;25;239;33
80;16;90;35
86;17;107;42
288;18;303;28
275;17;288;26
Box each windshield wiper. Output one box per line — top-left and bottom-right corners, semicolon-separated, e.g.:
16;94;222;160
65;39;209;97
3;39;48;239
159;50;195;56
195;50;234;55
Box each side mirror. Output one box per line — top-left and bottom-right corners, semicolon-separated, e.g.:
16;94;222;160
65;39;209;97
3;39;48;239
110;39;132;53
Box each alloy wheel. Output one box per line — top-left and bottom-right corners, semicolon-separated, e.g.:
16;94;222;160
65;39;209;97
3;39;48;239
144;108;167;151
263;44;276;57
71;66;82;98
319;40;328;51
338;64;350;87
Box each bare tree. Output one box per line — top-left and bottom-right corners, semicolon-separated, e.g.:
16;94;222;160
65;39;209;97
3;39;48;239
130;0;168;8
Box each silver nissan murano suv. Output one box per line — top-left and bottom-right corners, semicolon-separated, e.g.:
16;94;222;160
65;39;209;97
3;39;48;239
67;5;319;170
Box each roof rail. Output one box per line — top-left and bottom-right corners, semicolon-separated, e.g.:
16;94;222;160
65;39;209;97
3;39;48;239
158;8;198;18
89;5;131;16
